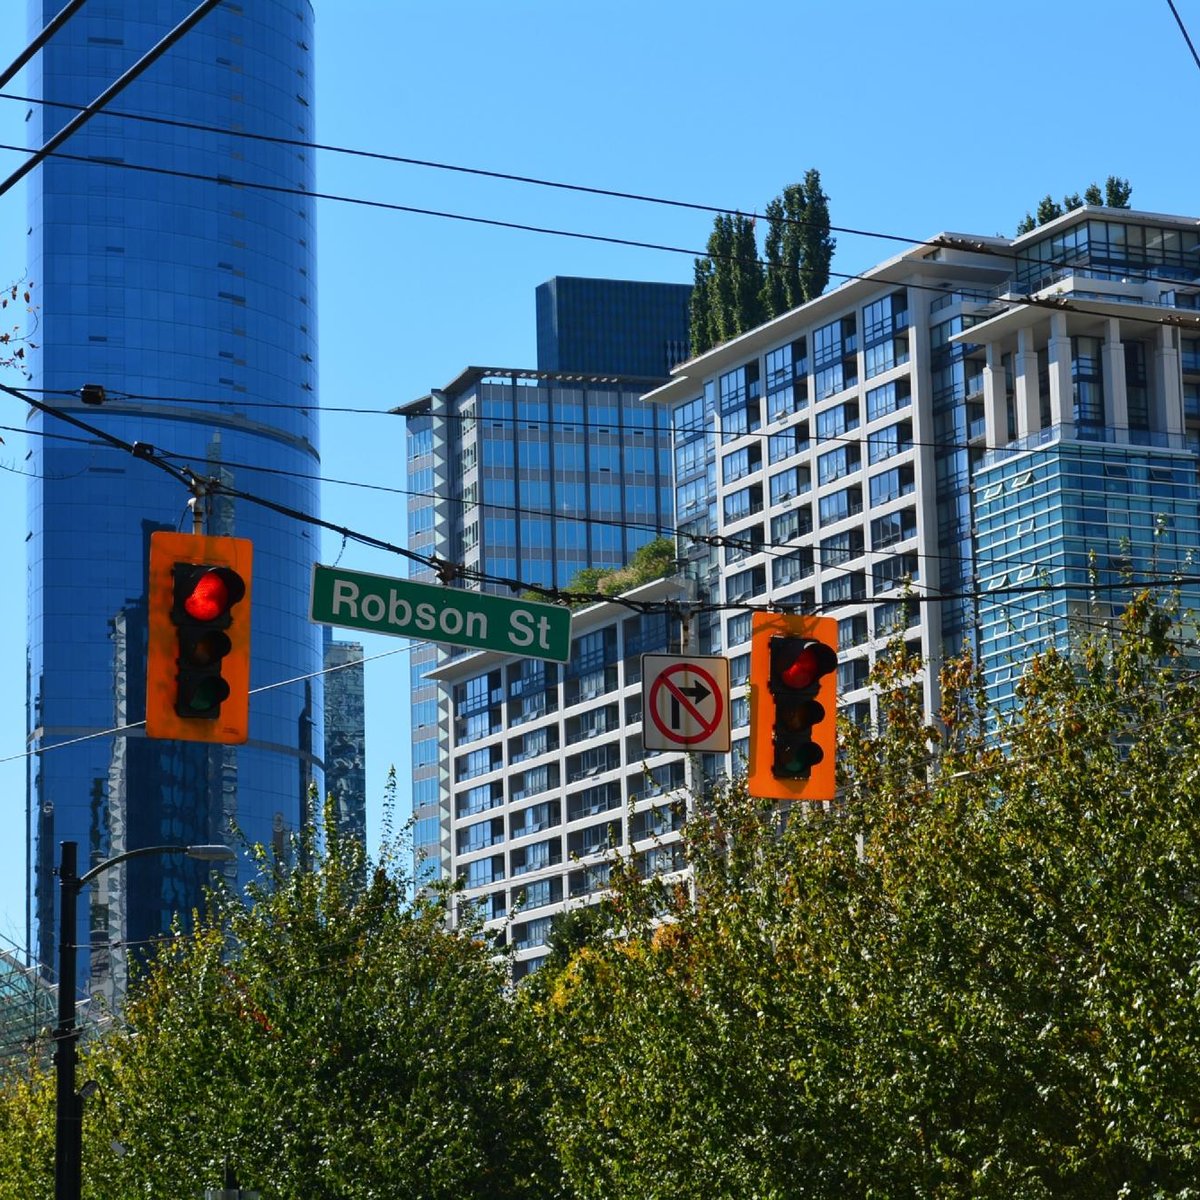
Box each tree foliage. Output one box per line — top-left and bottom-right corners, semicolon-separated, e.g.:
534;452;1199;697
537;596;1200;1198
4;600;1199;1196
690;171;834;355
557;536;676;607
0;807;558;1200
0;279;36;377
1016;175;1132;234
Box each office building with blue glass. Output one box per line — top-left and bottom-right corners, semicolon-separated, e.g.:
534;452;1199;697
25;1;322;998
400;366;675;884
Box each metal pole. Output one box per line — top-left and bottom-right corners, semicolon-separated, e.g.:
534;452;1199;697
54;840;81;1200
51;841;234;1199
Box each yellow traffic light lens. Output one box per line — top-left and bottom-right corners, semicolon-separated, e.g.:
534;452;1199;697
181;630;233;668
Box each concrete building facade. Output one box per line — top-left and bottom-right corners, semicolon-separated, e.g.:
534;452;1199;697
432;578;689;976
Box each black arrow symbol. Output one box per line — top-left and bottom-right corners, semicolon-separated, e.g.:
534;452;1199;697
669;677;711;729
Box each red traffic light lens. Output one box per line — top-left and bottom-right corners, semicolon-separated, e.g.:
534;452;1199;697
185;572;232;621
780;646;823;690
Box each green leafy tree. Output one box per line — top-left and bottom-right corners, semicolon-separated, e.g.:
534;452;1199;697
690;171;833;354
759;194;789;319
1105;174;1133;207
795;168;835;304
537;596;1200;1198
0;807;559;1200
1017;177;1133;234
554;536;676;607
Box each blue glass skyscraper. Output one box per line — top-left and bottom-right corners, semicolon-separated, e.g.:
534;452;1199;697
25;1;321;998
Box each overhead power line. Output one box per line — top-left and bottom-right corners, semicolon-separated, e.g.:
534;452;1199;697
0;0;225;199
10;387;1200;600
12;387;1196;622
4;86;1199;304
3;135;1200;334
0;0;89;90
1166;0;1200;71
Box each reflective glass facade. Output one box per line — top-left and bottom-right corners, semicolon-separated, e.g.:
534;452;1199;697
26;1;321;997
975;443;1200;714
535;277;692;378
402;368;675;884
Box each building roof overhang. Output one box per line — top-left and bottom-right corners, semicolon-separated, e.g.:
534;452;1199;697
642;234;1010;407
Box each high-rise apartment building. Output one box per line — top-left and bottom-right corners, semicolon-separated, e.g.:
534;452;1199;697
399;367;675;883
536;276;692;378
434;577;689;977
645;207;1200;760
25;2;322;995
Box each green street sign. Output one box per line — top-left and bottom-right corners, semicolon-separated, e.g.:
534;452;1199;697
310;564;573;663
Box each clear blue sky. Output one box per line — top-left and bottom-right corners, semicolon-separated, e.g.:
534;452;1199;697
0;0;1198;947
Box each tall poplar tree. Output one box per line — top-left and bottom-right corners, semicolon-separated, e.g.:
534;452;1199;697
690;170;835;355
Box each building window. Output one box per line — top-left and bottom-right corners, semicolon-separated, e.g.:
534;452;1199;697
822;570;866;605
873;551;920;594
726;611;753;647
773;546;814;588
770;465;809;505
724;483;764;523
722;442;762;484
867;420;912;465
1071;335;1105;427
816;400;860;441
871;506;917;550
864;336;910;379
866;377;911;422
768;421;809;462
875;596;917;635
820;527;863;566
771;504;813;544
838;613;869;650
817;444;861;486
818;484;863;526
838;657;870;692
868;464;915;507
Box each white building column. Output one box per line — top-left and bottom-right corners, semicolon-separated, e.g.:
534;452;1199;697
982;341;1007;447
1013;326;1041;439
1100;318;1128;439
1046;312;1074;436
1154;324;1184;441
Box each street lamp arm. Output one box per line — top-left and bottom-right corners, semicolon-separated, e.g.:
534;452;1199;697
75;843;235;889
55;838;235;1200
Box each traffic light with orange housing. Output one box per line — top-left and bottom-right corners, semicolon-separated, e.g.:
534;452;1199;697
747;611;837;801
146;531;253;744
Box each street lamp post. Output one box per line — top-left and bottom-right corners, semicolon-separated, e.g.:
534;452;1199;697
54;839;236;1200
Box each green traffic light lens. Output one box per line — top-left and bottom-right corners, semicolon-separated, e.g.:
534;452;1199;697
183;677;230;714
